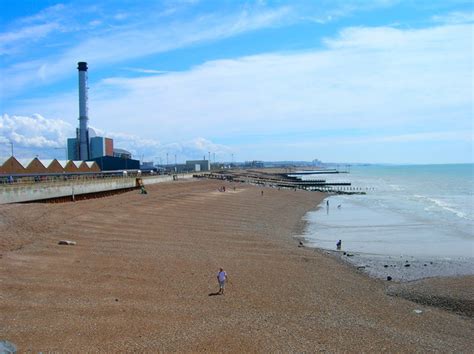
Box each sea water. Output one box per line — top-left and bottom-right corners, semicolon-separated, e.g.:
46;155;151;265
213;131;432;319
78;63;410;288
302;164;474;259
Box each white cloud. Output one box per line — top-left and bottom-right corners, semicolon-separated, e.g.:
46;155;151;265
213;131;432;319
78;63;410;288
283;131;473;147
73;23;470;141
0;22;60;55
0;5;292;98
432;11;474;25
123;67;169;75
0;114;73;148
4;23;473;162
0;114;230;161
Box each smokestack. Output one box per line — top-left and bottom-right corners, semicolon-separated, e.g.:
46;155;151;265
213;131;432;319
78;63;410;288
77;61;89;160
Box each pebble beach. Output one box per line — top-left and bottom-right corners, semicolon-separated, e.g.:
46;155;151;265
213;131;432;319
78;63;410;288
0;179;472;352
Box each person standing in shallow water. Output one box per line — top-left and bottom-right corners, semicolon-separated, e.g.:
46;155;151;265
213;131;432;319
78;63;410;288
217;268;228;295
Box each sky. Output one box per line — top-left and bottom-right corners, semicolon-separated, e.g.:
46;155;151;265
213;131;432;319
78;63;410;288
0;0;473;164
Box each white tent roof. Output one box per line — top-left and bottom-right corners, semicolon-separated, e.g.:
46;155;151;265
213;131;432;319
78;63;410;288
85;161;96;168
38;159;56;168
56;160;69;168
72;160;83;168
17;158;37;168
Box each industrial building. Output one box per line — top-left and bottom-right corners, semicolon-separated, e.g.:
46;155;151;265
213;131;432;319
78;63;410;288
113;148;132;159
91;156;139;171
185;160;210;172
0;157;100;176
66;62;139;171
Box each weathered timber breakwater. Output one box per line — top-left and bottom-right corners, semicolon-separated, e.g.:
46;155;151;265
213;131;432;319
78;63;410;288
194;169;366;194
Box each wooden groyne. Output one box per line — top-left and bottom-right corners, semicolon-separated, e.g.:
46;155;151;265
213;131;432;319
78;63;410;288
193;170;366;195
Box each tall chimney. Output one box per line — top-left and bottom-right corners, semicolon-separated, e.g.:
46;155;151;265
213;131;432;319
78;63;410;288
77;61;89;160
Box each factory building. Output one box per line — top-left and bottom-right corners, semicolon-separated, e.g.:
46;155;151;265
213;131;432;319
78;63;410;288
185;160;210;172
17;158;48;174
0;157;25;174
66;62;138;171
91;156;139;171
113;148;132;159
90;137;114;159
0;157;100;175
41;159;65;173
66;62;112;161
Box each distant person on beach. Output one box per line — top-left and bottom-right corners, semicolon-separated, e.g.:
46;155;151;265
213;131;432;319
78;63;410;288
336;240;342;250
337;204;341;209
217;268;228;295
261;190;264;196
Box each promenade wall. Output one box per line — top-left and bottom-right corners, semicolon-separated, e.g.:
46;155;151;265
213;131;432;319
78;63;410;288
0;174;193;204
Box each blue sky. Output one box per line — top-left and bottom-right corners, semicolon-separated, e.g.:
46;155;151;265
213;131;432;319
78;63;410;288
0;0;472;163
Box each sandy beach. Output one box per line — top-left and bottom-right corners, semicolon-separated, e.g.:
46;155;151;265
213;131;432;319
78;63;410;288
0;179;472;352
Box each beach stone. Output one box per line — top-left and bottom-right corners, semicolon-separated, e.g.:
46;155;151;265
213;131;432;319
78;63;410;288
384;265;388;268
387;276;392;281
404;264;410;267
58;240;76;246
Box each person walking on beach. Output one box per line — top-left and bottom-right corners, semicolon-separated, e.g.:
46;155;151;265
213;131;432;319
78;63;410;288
217;267;228;295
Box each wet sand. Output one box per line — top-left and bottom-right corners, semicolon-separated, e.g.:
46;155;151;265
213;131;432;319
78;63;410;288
0;179;472;352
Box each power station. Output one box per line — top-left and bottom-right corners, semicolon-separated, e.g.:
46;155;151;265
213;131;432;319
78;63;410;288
67;62;139;170
78;61;89;160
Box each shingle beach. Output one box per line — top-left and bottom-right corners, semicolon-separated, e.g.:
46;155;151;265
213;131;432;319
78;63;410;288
0;179;472;352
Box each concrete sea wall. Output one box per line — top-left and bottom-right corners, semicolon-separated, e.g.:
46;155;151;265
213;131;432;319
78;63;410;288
0;174;193;204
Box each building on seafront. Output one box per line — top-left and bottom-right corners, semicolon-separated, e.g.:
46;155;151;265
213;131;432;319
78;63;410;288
113;148;132;159
0;156;101;176
66;62;138;171
185;160;211;172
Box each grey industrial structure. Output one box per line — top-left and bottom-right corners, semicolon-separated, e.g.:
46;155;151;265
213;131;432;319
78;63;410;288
66;62;139;171
185;160;210;172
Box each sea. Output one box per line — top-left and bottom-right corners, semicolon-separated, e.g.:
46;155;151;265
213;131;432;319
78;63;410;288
301;164;474;260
